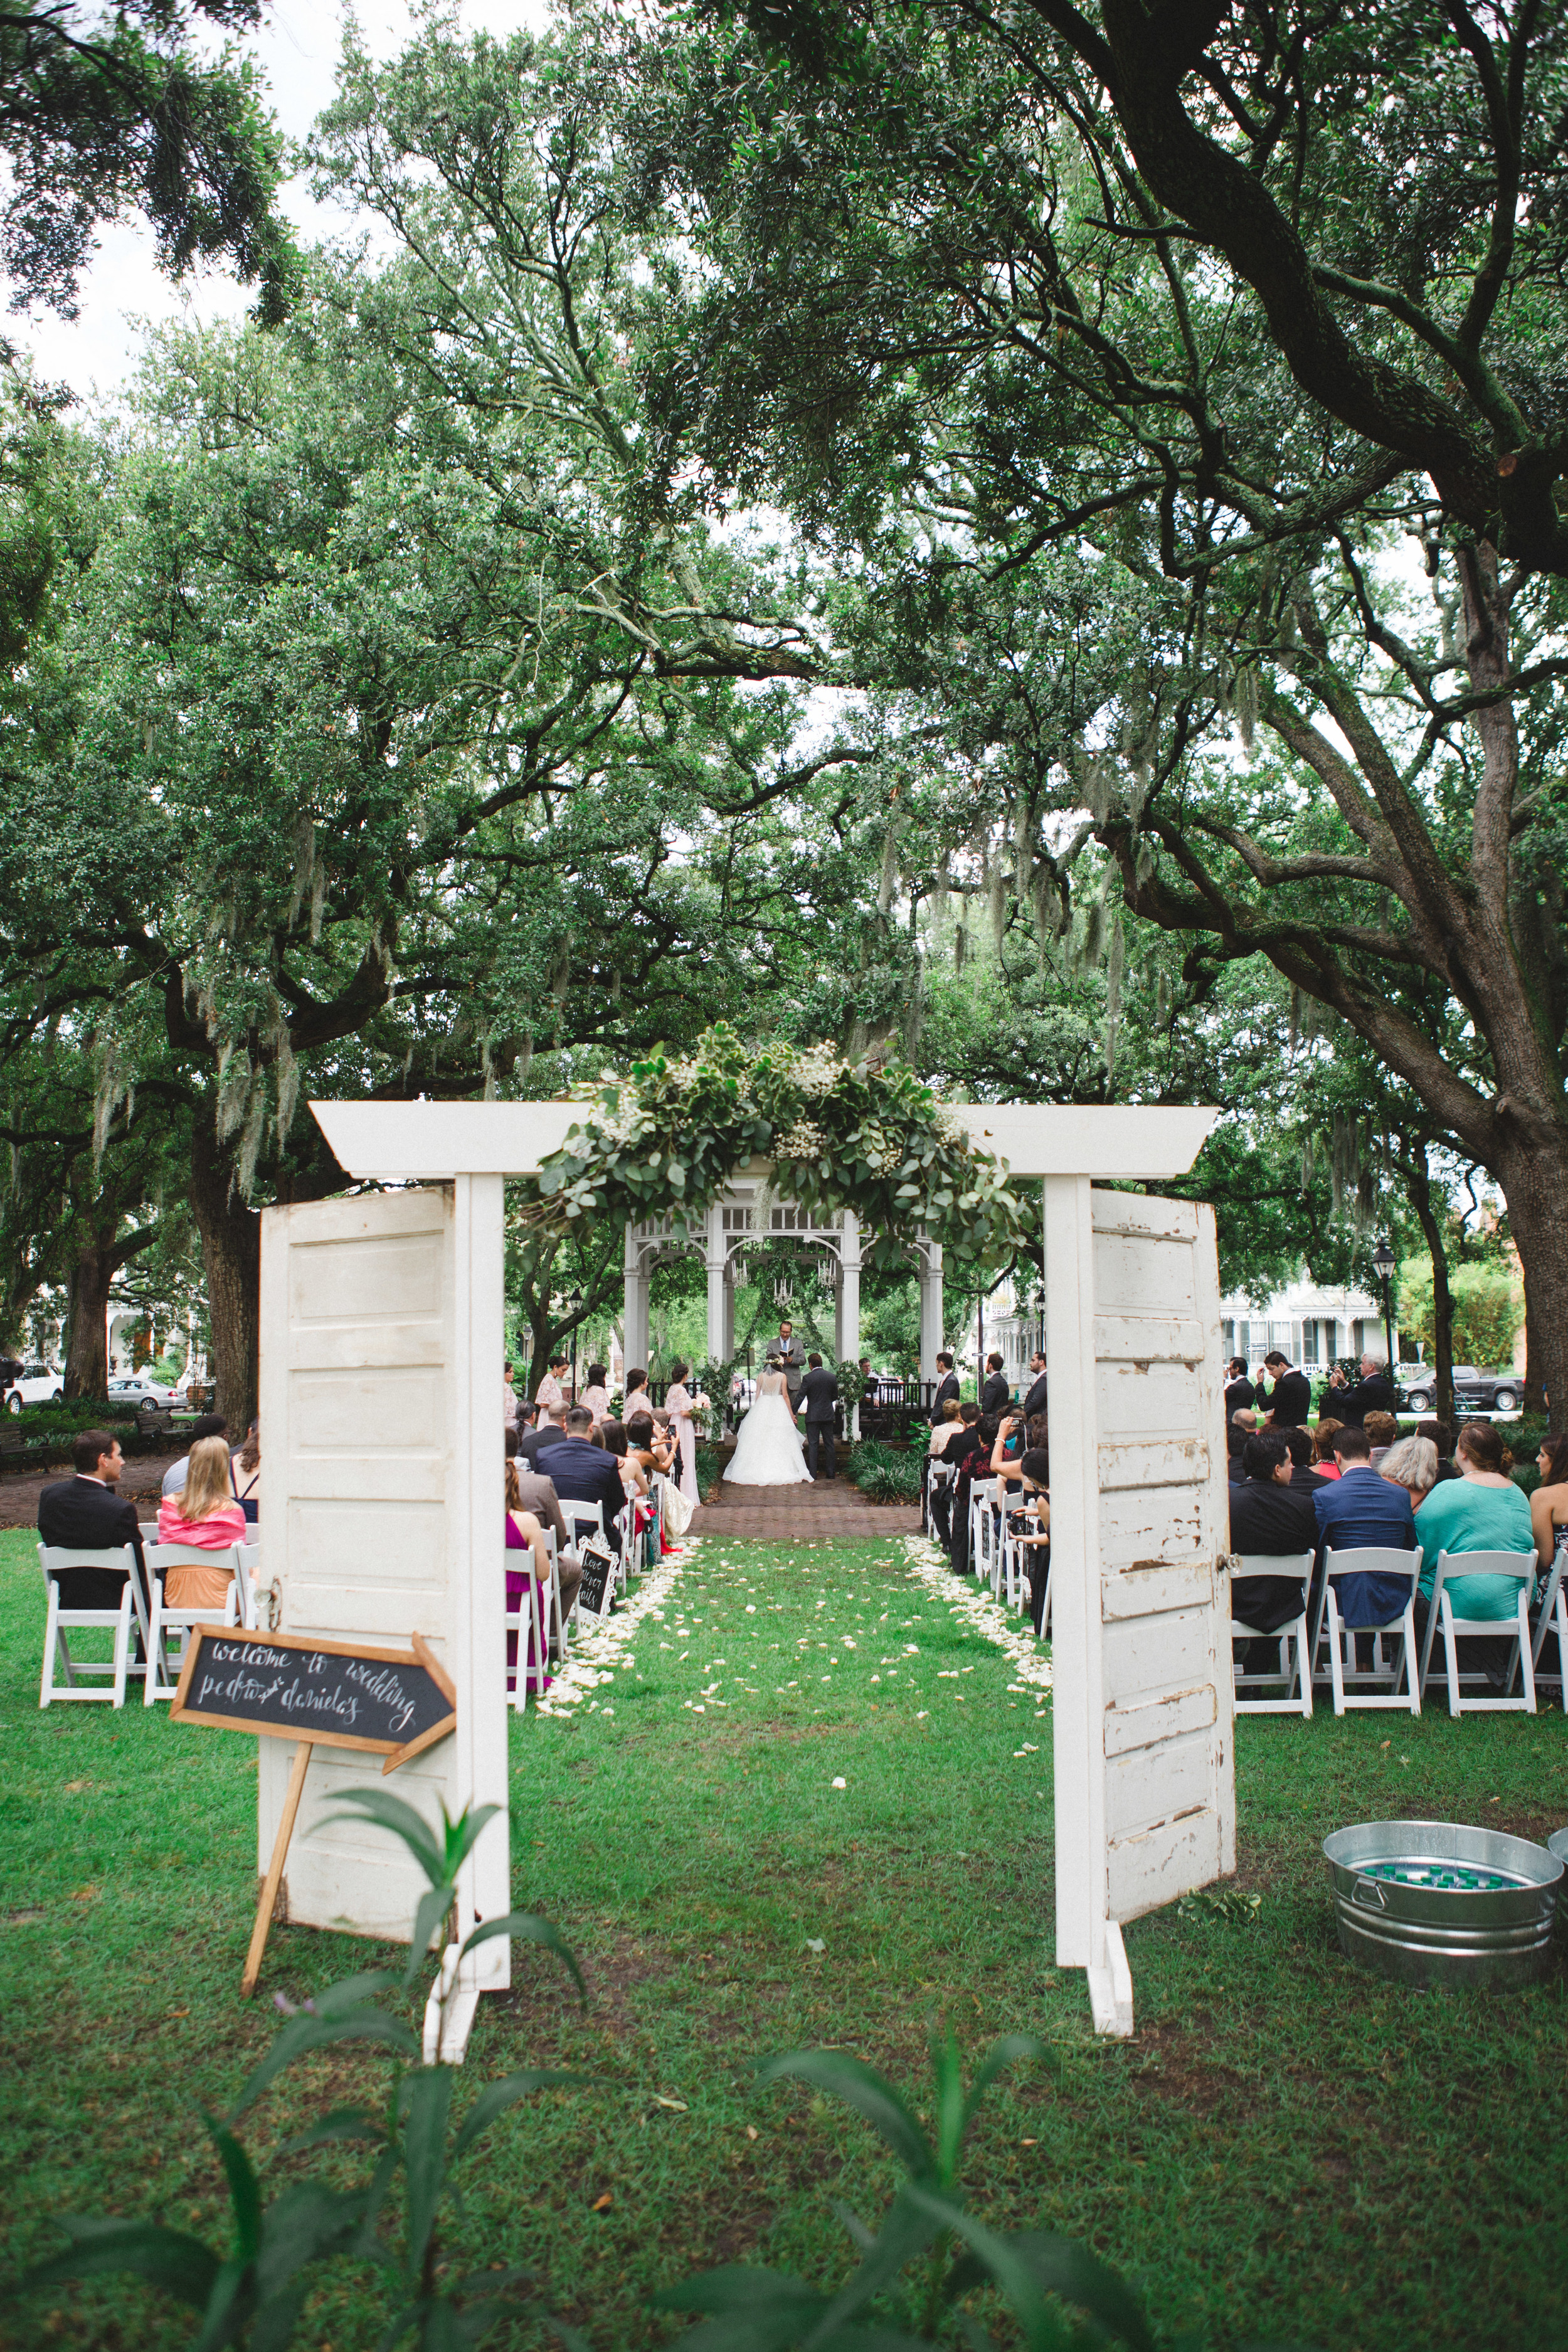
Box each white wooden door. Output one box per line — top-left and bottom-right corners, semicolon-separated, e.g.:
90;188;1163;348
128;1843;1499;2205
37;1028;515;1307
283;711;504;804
256;1182;507;1978
1047;1180;1232;1989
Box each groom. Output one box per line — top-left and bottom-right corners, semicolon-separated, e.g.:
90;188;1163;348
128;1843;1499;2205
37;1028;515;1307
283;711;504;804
770;1316;807;1406
798;1353;839;1480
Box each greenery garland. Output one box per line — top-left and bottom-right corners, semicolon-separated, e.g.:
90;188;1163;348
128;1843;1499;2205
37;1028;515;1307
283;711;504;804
517;1025;1029;1275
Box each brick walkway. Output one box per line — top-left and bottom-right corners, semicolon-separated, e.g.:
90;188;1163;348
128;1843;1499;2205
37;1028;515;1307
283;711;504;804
691;1475;920;1541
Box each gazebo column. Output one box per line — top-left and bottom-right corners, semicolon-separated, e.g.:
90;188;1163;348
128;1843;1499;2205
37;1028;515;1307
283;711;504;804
705;1202;727;1367
918;1237;944;1392
623;1225;649;1372
838;1212;862;1436
722;1258;736;1357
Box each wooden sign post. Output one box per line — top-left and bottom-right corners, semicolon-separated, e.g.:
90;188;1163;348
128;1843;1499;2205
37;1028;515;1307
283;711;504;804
170;1627;457;1996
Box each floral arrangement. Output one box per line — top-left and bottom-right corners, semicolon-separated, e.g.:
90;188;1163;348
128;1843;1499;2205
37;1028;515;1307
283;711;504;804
516;1025;1029;1274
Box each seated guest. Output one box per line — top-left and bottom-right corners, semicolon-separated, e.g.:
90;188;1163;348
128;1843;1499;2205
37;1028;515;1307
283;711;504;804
38;1428;147;1613
505;1428;573;1562
1015;1444;1051;1634
1364;1409;1399;1466
928;1400;964;1456
1227;1408;1256;1485
626;1411;677;1480
156;1435;246;1608
543;1404;630;1537
950;1414;1001;1576
517;1401;569;1466
1413;1419;1534;1679
1312;1422;1417;1629
1229;1433;1316;1666
161;1412;228;1498
1282;1424;1329;1495
1311;1419;1344;1478
1417;1418;1462;1483
506;1456;582;1686
600;1419;649;1499
623;1366;652;1421
1025;1411;1049;1452
1530;1431;1568;1577
1379;1435;1438;1509
230;1422;260;1524
990;1411;1029;1493
579;1362;612;1422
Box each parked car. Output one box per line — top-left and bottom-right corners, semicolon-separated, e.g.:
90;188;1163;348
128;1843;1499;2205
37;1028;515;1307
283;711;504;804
1397;1364;1522;1416
106;1373;178;1406
3;1362;65;1412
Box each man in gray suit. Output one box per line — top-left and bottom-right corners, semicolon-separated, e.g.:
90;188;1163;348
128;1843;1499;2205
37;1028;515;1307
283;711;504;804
770;1318;807;1404
797;1353;839;1478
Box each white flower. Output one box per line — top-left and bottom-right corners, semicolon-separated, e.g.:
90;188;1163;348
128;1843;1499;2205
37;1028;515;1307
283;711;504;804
899;1536;1053;1693
777;1117;828;1159
831;1776;847;1789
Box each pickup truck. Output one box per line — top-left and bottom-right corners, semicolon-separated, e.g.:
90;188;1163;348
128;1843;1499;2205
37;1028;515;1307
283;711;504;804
1398;1364;1522;1416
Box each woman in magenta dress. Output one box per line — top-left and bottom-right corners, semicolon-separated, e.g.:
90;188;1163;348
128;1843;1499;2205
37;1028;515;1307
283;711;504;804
505;1456;554;1695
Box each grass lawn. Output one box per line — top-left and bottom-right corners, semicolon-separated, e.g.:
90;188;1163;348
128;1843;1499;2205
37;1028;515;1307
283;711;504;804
3;1525;1568;2349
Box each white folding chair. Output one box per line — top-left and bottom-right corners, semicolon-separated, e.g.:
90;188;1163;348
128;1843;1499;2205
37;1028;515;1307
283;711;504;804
1418;1550;1537;1716
238;1542;262;1630
143;1544;243;1703
1525;1537;1568;1703
1231;1551;1313;1717
504;1542;549;1712
995;1488;1032;1609
1311;1546;1423;1715
970;1478;999;1583
924;1458;953;1541
37;1544;147;1708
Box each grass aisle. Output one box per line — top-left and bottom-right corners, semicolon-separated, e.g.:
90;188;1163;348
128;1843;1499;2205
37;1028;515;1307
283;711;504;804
3;1525;1568;2349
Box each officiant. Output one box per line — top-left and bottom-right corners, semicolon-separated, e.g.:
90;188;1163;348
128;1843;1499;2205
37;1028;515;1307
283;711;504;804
770;1317;807;1404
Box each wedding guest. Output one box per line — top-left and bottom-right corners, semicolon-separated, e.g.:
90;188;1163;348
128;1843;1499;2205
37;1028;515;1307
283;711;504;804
38;1428;147;1611
1312;1419;1344;1478
1020;1352;1049;1420
1327;1351;1396;1428
544;1405;629;1534
580;1363;611;1422
230;1422;260;1525
980;1353;1010;1415
157;1435;246;1608
623;1367;652;1420
1223;1357;1256;1418
626;1412;677;1478
534;1354;569;1414
601;1419;650;1500
505;1428;573;1560
161;1412;228;1498
506;1456;581;1688
1282;1424;1330;1495
928;1400;964;1456
1364;1410;1399;1466
1015;1444;1051;1634
1229;1431;1316;1666
1313;1422;1417;1626
1379;1435;1438;1508
663;1360;704;1503
1254;1348;1311;1427
1413;1420;1533;1676
517;1401;569;1466
1417;1418;1462;1483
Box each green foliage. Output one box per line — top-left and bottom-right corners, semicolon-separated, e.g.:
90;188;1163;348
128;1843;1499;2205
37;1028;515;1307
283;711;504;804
1398;1258;1523;1371
846;1441;923;1503
524;1027;1029;1277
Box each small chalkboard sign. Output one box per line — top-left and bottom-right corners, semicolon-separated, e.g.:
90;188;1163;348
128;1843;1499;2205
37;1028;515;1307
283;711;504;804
576;1536;616;1620
170;1628;458;1999
171;1627;456;1770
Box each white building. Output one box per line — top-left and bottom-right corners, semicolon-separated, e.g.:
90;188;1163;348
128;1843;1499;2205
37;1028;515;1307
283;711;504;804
1219;1273;1403;1369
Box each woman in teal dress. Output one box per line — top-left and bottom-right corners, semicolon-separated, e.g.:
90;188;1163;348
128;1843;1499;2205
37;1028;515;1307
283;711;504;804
1413;1419;1534;1685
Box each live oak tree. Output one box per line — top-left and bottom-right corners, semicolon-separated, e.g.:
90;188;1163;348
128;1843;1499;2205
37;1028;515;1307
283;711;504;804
603;0;1568;1407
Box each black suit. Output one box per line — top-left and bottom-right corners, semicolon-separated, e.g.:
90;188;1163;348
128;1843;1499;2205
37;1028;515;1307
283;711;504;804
1224;1375;1256;1418
1332;1372;1396;1428
37;1477;146;1611
981;1372;1011;1417
540;1438;627;1533
1020;1372;1049;1422
517;1421;569;1468
929;1372;960;1426
798;1366;839;1478
1228;1476;1316;1634
1255;1367;1312;1427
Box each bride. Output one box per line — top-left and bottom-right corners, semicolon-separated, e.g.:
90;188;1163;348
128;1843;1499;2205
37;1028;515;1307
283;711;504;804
726;1359;812;1486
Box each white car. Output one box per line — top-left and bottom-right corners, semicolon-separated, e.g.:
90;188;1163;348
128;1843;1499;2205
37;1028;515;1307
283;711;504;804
3;1362;65;1412
107;1374;178;1406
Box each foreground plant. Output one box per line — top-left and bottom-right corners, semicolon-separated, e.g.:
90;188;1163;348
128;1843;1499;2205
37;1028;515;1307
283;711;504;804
14;1796;585;2348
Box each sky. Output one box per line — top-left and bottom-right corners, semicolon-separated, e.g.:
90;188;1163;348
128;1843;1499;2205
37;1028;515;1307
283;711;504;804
13;0;553;409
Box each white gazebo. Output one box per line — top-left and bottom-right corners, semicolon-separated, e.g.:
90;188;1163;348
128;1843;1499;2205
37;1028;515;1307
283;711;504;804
258;1096;1231;2055
621;1158;946;1390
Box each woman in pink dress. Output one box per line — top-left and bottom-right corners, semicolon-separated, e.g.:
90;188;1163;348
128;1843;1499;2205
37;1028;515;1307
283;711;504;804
156;1436;247;1608
663;1360;706;1503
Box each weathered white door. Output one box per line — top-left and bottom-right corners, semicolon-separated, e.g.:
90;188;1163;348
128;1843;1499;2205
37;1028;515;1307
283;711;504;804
1046;1181;1232;2031
256;1182;507;1991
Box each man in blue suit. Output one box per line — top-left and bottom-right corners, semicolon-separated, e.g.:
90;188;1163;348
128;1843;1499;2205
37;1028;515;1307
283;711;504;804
1311;1422;1417;1627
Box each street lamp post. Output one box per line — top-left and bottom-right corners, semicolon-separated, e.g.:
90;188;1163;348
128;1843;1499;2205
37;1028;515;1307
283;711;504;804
564;1287;583;1402
1371;1237;1397;1380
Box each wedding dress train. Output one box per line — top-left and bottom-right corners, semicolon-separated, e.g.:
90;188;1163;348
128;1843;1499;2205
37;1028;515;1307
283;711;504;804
726;1369;811;1486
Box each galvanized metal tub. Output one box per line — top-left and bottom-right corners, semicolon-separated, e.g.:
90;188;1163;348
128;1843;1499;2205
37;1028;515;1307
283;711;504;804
1547;1828;1568;1931
1323;1820;1562;1989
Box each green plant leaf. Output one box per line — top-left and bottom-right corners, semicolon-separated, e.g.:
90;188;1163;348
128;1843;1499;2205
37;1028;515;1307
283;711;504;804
756;2052;930;2175
460;1909;586;2000
231;2008;420;2117
958;2035;1055;2140
406;1881;456;1986
943;2230;1155;2352
277;2107;388;2156
203;2111;263;2265
402;2065;454;2278
19;2217;221;2309
320;1788;446;1884
904;2189;1076;2352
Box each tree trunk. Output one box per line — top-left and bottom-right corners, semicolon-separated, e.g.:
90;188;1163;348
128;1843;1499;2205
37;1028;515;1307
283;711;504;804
62;1232;115;1401
189;1116;261;1432
1491;1129;1568;1421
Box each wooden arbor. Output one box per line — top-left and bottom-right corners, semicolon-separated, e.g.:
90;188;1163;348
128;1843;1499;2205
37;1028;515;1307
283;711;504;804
255;1097;1227;2050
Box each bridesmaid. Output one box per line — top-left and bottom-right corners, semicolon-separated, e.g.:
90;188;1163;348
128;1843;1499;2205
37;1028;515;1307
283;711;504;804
663;1359;706;1503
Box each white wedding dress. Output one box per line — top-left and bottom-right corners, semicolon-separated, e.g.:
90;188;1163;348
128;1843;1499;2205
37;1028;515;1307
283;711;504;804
726;1369;811;1486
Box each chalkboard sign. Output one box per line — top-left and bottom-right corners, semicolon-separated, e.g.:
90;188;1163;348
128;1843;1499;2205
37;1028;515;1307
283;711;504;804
576;1537;616;1620
171;1627;456;1773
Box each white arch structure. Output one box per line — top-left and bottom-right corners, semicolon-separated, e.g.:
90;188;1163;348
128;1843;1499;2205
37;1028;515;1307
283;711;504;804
257;1097;1230;2053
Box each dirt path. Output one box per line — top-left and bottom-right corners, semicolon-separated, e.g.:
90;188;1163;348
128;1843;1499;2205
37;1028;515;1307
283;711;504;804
0;1450;182;1530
